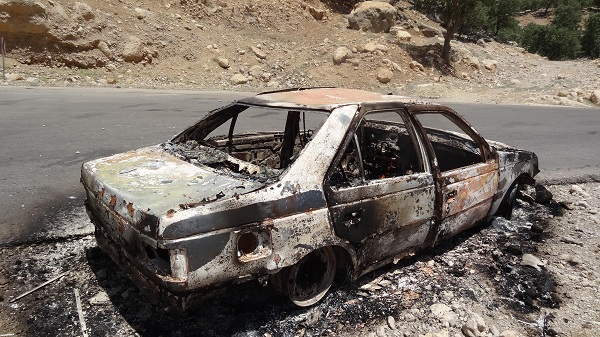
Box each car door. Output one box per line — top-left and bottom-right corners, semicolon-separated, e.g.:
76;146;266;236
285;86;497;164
324;109;435;271
410;108;499;244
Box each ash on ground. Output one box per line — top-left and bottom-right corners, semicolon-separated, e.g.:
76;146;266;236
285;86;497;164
1;183;599;337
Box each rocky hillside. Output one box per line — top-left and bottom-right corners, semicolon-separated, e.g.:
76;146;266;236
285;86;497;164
0;0;599;106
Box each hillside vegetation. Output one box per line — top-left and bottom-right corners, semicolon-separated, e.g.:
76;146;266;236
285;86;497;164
0;0;599;106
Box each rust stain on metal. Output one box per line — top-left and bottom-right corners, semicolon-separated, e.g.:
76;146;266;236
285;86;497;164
166;209;176;218
127;202;135;218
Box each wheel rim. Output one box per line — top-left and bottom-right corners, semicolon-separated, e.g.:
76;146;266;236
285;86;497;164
286;247;336;306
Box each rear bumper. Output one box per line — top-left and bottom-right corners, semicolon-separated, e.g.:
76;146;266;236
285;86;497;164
85;198;223;310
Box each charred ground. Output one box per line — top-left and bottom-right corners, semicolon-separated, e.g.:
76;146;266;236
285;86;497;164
2;182;598;336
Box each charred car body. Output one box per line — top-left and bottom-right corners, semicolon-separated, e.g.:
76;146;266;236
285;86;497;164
81;88;539;309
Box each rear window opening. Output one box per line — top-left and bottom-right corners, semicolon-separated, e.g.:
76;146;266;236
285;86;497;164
164;104;328;181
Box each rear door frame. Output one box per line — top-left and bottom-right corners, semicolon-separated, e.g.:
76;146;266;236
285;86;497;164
406;105;499;245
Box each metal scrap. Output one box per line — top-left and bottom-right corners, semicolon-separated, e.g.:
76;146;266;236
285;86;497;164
74;288;89;337
9;271;68;303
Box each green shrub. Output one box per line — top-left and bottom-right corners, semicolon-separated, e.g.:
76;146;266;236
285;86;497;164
498;24;523;43
581;13;600;58
521;23;581;60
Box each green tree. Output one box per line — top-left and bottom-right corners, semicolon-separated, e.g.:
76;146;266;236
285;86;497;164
521;23;546;53
461;0;492;34
490;0;523;35
497;19;523;42
415;0;478;65
581;13;600;58
552;0;582;30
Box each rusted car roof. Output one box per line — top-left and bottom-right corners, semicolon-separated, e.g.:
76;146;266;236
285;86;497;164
239;87;431;110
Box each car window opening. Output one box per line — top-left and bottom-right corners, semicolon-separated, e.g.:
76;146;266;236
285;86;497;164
330;116;424;188
164;105;327;181
414;112;485;172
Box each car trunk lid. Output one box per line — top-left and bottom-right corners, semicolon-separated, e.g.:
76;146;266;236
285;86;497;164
81;145;266;238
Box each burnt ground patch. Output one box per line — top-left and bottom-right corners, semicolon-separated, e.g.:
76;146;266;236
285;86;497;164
0;184;568;337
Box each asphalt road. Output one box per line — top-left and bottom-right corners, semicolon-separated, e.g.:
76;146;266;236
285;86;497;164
1;87;598;244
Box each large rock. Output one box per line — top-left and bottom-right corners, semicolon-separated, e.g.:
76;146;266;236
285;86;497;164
0;0;50;34
248;65;262;77
376;68;393;83
347;1;396;33
482;59;498;71
418;23;444;37
307;5;325;20
465;55;480;69
96;40;112;59
461;312;487;337
396;30;412;42
134;7;151;19
333;46;351;64
590;90;600;105
250;46;267;59
215;57;230;69
409;61;425;72
122;36;145;62
230;73;249;84
72;2;94;21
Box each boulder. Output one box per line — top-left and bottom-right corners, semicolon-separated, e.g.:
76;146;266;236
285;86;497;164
363;42;376;53
466;56;480;69
347;1;396;33
521;253;545;271
396;30;412;42
409;61;425;72
333;46;351;65
260;72;272;82
461;312;487;337
88;291;110;305
72;2;94;21
482;59;498;71
590;90;600;105
231;73;249;84
96;41;112;58
0;0;50;34
307;5;325;20
5;73;24;81
248;65;262;77
376;68;393;83
215;57;230;69
122;36;145;62
134;7;151;20
250;46;267;59
418;23;443;37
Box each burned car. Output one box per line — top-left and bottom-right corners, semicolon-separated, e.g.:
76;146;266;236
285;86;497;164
81;88;539;309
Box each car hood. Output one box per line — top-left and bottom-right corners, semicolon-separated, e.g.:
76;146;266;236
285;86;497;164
81;145;266;235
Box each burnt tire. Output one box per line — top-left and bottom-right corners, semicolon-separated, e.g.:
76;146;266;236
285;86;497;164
497;179;521;219
271;247;337;307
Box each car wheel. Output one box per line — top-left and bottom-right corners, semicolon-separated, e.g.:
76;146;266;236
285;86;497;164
497;179;521;219
285;247;337;307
